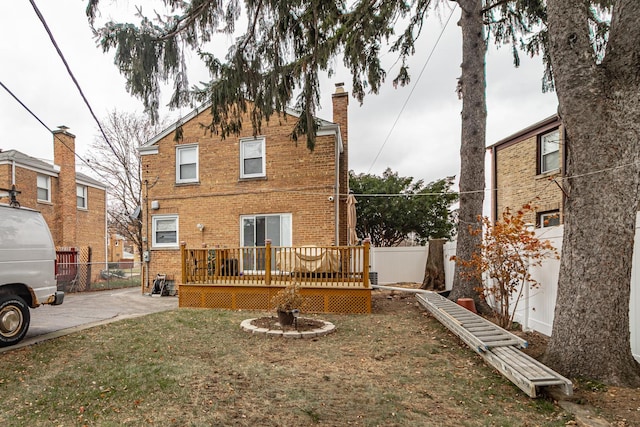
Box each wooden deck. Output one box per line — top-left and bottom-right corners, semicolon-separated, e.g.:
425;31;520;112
416;291;572;398
179;242;372;313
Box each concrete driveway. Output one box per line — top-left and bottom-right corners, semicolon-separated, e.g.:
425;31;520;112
2;287;178;352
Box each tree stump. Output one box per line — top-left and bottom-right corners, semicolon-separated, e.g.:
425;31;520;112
421;239;446;291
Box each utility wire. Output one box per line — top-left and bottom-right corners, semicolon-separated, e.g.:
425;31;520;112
367;4;458;173
0;79;112;185
1;76;589;202
29;0;119;158
0;80;51;132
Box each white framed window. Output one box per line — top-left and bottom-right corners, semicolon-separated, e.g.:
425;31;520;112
152;215;179;247
176;145;198;183
539;129;560;174
240;137;266;178
76;185;87;209
37;174;50;202
538;210;560;228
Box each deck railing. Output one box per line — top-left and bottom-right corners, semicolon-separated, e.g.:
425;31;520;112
181;241;370;288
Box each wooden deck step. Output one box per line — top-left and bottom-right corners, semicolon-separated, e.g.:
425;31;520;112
416;291;573;398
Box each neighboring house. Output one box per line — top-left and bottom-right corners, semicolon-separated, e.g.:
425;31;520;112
488;114;565;227
108;233;138;265
139;84;350;289
0;127;108;284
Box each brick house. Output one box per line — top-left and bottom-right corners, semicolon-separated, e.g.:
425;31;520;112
108;233;138;264
0;127;107;283
139;84;350;290
488;114;565;227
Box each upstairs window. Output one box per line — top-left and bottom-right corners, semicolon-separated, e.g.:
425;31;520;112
176;145;198;183
240;137;266;178
37;174;50;202
76;185;87;209
539;129;560;174
152;215;179;247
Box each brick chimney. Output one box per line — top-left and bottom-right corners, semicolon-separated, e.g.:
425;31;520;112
53;125;77;247
332;83;349;245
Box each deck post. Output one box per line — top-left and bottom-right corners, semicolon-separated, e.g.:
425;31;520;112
180;242;187;284
363;239;370;288
265;240;272;286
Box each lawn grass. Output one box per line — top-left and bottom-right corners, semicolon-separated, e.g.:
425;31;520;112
0;304;572;426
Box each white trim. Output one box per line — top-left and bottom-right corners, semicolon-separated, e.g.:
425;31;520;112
175;144;199;183
76;176;107;190
139;146;159;156
540;129;560;174
152;214;179;248
37;174;51;203
317;123;343;154
240;213;292;247
0;159;59;176
538;210;560;228
142;102;339;149
76;184;88;209
240;137;266;179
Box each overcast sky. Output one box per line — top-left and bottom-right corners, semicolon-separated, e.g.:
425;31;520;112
2;1;558;189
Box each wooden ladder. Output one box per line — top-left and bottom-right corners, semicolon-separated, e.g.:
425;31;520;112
416;291;572;398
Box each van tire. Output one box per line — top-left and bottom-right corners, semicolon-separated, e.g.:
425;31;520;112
0;295;30;347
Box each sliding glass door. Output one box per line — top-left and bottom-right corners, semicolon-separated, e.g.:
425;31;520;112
241;214;291;271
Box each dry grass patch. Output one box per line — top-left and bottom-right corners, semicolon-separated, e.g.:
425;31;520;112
0;291;572;426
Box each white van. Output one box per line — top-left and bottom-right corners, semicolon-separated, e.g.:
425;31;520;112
0;203;64;347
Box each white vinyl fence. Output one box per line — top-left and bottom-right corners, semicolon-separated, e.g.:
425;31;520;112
370;246;428;285
371;222;639;362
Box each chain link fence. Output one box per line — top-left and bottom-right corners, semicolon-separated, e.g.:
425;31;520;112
57;258;142;293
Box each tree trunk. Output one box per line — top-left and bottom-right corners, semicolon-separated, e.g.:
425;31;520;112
421;239;446;291
544;0;640;386
449;0;489;313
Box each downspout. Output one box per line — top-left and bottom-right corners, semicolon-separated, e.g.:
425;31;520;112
104;189;108;267
11;160;16;185
491;145;497;223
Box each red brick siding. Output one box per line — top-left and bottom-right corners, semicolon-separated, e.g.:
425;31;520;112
142;106;347;286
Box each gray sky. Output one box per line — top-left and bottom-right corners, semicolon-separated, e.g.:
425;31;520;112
1;1;557;188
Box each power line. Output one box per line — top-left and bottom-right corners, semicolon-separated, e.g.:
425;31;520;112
29;0;119;158
367;4;458;173
0;79;112;184
0;80;51;132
